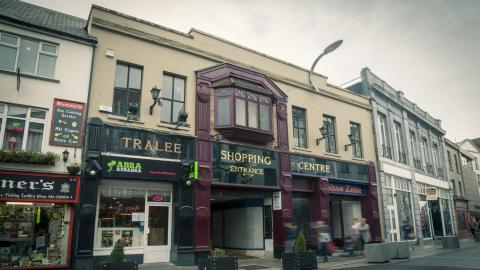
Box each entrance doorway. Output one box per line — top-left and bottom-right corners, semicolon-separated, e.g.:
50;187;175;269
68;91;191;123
210;188;272;256
330;199;362;246
144;204;171;263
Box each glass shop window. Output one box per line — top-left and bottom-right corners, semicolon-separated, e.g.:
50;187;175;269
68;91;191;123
0;202;71;268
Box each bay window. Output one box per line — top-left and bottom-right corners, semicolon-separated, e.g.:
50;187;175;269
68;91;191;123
0;104;46;152
215;88;272;132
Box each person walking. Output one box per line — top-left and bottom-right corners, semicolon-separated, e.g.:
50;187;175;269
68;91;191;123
316;220;331;262
356;218;371;255
468;217;478;239
284;222;297;253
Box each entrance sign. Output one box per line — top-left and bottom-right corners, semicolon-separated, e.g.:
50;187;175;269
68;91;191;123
0;171;79;202
49;99;86;147
212;142;278;186
426;187;438;200
273;191;282;210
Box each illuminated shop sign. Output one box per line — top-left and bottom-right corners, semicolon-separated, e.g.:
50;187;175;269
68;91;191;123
327;181;366;196
103;125;195;160
212;142;278;186
102;155;180;181
0;171;79;202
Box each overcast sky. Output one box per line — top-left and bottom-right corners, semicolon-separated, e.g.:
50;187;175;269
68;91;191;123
26;0;480;142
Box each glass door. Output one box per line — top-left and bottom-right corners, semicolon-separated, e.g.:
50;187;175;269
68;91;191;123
144;204;171;263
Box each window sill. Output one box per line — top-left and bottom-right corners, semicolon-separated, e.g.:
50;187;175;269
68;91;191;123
107;114;144;124
215;125;273;144
352;157;366;162
324;152;341;158
291;146;312;153
157;122;191;131
0;68;60;83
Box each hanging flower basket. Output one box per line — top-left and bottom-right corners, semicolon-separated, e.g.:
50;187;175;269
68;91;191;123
66;163;81;175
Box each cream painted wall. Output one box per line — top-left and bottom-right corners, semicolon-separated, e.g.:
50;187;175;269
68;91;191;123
0;24;93;173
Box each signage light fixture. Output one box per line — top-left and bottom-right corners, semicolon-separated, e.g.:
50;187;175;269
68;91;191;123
62;149;70;163
149;86;163;115
316;126;327;146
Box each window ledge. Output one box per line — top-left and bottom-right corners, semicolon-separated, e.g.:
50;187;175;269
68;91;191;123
215;126;273;144
0;69;60;83
107;114;144;124
352;157;366;162
324;152;341;158
291;146;312;153
157;122;191;131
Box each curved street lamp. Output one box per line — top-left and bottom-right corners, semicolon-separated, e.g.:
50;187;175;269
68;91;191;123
308;39;343;92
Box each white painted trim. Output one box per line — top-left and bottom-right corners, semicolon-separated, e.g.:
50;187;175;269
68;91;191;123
414;172;449;189
383;162;411;179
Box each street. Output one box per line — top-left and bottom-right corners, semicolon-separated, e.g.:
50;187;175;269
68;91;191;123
343;245;480;270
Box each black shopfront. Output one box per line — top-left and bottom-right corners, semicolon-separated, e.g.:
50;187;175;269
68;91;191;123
73;119;196;269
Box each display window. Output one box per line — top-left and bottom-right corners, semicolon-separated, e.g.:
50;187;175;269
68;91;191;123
0;202;72;269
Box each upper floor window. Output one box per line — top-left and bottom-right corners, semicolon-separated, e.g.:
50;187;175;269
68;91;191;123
161;73;185;124
113;63;142;119
432;143;442;176
215;88;272;132
0;33;58;78
475;157;479;170
393;121;405;164
349;122;362;158
378;113;391;158
447;150;452;169
454;154;460;173
0;103;47;152
420;137;430;169
323;115;336;153
292;107;307;148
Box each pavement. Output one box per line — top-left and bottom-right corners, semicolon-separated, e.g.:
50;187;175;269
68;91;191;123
138;238;480;270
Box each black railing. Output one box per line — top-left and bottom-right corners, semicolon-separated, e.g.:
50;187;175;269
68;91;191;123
426;163;434;175
399;152;407;164
414;159;423;170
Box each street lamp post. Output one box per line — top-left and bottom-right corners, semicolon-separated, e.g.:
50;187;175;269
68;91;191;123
308;40;343;92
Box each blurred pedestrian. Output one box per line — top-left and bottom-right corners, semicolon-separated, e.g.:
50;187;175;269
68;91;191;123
356;218;371;254
468;217;478;238
284;221;297;253
316;220;331;262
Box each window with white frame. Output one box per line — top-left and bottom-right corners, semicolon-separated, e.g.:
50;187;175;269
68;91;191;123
394;121;405;163
378;113;391;158
0;103;47;152
0;32;58;78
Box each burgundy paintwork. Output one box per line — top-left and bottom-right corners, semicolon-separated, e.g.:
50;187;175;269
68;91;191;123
195;63;290;254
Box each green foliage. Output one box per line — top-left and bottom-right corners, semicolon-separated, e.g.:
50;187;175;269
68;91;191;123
210;248;226;257
66;162;81;175
294;230;307;253
0;150;59;165
107;239;125;263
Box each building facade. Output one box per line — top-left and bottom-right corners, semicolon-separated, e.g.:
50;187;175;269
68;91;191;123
459;149;480;220
348;68;455;243
0;0;95;268
445;139;469;237
73;4;382;268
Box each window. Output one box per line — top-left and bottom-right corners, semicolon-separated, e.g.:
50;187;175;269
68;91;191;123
432;143;442;176
475;157;479;170
0;32;58;78
323;115;336;153
160;73;185;123
378;113;391;158
454;154;460;173
421;137;429;167
112;63;142;119
394;121;405;163
447;151;452;170
292;107;307;148
349;122;362;158
214;88;272;132
0;104;46;151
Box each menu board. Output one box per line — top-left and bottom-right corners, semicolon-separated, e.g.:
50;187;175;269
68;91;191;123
49;99;86;147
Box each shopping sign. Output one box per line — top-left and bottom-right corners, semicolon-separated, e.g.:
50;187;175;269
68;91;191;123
426;187;438;200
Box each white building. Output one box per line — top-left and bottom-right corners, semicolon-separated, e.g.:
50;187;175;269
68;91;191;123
0;0;95;268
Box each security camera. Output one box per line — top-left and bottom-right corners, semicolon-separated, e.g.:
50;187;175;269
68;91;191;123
90;170;97;176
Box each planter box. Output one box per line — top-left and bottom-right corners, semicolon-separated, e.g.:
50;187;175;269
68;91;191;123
282;252;317;270
197;256;238;270
442;236;460;249
282;253;298;270
475;232;480;242
365;243;390;263
99;261;138;270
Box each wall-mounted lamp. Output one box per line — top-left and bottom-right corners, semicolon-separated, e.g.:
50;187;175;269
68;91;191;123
344;134;359;151
175;110;190;129
149;86;163;115
62;149;70;163
315;127;327;146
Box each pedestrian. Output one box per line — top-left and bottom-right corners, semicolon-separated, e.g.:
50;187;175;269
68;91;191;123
356;218;371;254
316;220;331;262
284;221;297;253
468;217;478;238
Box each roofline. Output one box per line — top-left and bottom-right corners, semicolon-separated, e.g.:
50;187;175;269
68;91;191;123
0;15;97;46
188;28;328;80
458;138;480;153
89;5;329;81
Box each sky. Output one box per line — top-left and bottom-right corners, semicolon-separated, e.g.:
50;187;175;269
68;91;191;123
26;0;480;142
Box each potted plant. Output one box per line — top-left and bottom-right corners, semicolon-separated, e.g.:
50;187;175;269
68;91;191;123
99;239;137;270
283;230;317;270
66;162;81;175
198;248;238;270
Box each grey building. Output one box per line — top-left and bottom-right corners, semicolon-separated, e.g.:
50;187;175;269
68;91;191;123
459;149;480;219
347;68;455;243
